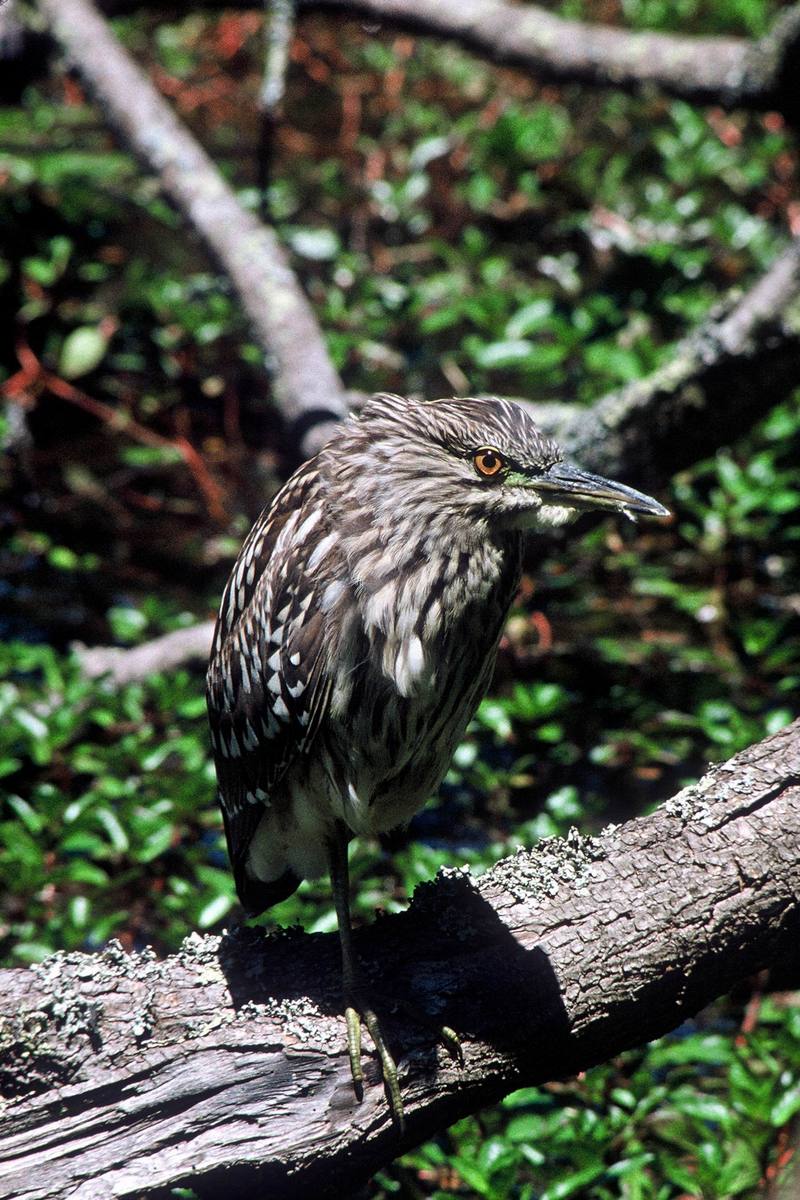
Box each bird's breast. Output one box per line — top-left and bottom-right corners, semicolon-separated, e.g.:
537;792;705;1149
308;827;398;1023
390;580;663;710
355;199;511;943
324;533;523;835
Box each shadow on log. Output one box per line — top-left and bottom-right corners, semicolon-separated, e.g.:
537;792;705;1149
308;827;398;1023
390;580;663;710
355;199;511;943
0;720;798;1198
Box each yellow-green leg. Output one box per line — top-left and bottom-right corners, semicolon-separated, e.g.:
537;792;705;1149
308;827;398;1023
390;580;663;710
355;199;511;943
329;823;405;1131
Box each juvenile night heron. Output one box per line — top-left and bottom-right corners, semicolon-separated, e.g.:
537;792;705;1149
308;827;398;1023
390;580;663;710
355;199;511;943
206;393;669;1126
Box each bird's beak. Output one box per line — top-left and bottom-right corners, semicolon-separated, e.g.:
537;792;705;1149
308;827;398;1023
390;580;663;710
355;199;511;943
529;462;671;520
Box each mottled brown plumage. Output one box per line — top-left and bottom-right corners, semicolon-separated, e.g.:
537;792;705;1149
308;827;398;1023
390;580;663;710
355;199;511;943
206;393;669;1126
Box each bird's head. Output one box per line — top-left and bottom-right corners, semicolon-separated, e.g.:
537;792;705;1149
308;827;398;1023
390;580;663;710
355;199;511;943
331;394;669;539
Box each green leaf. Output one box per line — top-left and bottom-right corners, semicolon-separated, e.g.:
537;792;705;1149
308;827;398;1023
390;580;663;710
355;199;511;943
671;1090;734;1127
476;700;512;740
197;893;234;929
4;794;44;834
505;299;554;339
64;860;109;886
288;227;340;261
714;1139;761;1194
95;807;130;854
134;824;175;863
120;446;182;468
648;1034;735;1068
107;605;148;645
12;942;55;964
541;1162;606;1200
505;1113;543;1142
59;326;109;379
771;1082;800;1126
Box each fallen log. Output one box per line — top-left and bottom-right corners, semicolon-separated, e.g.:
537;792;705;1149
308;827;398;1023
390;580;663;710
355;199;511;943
1;719;798;1198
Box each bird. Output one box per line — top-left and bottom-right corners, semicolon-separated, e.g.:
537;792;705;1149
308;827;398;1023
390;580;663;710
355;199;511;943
206;392;669;1128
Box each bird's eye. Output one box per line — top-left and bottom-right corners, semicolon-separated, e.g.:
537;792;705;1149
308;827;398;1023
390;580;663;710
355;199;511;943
473;448;505;478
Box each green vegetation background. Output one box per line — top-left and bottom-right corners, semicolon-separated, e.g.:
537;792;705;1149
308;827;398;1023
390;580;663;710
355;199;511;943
1;0;799;1195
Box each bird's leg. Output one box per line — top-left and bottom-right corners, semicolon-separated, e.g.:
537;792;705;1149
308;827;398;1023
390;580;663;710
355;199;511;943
328;822;405;1131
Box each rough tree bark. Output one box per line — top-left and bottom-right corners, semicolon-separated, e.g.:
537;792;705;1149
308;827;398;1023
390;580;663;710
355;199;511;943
1;719;798;1199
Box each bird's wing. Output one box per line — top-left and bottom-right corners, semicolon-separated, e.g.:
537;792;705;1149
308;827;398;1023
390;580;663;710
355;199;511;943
206;461;333;894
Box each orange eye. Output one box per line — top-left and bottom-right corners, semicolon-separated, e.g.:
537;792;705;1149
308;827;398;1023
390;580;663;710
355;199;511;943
473;448;505;478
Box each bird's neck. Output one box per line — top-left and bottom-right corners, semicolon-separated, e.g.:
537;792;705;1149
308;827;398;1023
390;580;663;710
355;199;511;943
340;492;511;596
334;494;521;695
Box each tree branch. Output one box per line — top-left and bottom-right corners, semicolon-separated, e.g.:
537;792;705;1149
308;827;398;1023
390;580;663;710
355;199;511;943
1;719;798;1199
47;0;800;120
38;0;347;459
528;234;800;485
73;621;215;684
257;0;296;209
297;0;800;120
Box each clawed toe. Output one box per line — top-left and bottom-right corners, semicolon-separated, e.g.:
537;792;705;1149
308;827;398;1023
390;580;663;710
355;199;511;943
344;991;404;1131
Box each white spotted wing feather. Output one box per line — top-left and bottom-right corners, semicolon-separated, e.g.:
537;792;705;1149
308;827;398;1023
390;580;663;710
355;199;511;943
206;461;332;905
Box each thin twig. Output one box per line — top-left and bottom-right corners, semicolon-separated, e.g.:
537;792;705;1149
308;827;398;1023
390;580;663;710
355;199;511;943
258;0;295;214
1;338;228;522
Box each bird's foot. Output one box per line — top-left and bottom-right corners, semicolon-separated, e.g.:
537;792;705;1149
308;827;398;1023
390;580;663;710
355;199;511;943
344;990;405;1132
343;985;463;1135
389;993;463;1065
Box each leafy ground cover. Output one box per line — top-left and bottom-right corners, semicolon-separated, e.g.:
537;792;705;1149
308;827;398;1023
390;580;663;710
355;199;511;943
1;0;799;1195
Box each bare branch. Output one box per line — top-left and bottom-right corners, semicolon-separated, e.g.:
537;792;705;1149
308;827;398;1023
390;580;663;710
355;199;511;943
38;0;347;459
64;0;800;119
74;621;215;684
1;720;798;1198
300;0;793;112
530;235;800;485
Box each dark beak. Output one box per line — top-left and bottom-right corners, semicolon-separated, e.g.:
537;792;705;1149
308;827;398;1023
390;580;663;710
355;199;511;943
531;462;671;520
